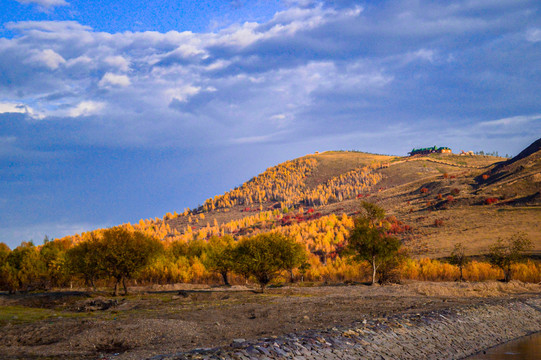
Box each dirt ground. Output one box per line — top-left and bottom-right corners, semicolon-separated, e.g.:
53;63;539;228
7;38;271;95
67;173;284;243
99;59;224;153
1;281;540;360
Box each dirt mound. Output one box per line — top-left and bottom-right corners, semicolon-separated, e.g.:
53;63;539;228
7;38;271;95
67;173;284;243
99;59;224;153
76;297;119;312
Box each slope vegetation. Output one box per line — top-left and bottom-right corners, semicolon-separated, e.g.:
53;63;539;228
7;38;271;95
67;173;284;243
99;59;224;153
58;140;540;260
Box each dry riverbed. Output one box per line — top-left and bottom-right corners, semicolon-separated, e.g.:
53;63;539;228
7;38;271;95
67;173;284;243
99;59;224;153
0;281;540;360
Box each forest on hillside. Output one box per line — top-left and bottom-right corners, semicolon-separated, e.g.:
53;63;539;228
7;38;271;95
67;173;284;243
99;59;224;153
1;204;538;294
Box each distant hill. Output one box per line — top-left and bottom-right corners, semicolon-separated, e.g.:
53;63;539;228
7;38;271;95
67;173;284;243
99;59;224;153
60;141;541;259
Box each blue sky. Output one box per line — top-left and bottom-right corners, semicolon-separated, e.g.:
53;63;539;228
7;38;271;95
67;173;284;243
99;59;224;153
1;0;540;248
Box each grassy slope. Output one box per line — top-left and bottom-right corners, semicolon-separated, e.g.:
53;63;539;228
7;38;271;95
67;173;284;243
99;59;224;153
303;151;394;188
167;146;540;259
372;150;541;258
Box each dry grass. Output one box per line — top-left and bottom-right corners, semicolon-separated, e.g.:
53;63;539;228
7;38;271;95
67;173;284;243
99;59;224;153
399;207;541;258
410;280;541;297
303;151;394;189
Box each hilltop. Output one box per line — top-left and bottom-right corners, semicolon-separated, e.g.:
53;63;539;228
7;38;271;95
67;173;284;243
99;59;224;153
159;141;540;258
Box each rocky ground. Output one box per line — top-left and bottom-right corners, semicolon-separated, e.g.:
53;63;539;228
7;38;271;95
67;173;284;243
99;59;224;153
154;298;541;360
0;281;540;359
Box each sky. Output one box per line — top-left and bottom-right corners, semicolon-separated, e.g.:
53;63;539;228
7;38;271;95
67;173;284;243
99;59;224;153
1;0;540;248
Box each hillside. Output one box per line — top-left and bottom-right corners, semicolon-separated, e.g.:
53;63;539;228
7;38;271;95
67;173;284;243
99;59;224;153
167;151;392;231
161;142;540;259
57;140;540;260
475;138;541;204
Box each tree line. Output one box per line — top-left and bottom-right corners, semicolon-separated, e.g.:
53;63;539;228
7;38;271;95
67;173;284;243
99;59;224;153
0;203;536;295
0;228;307;295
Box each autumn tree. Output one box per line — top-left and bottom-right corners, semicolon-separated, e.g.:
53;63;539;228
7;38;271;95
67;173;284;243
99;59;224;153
99;227;164;295
0;242;9;262
4;242;47;292
233;233;306;292
449;242;469;281
67;227;165;295
0;243;16;293
40;237;71;288
205;235;236;286
280;237;309;283
345;202;402;285
65;236;104;291
488;233;532;282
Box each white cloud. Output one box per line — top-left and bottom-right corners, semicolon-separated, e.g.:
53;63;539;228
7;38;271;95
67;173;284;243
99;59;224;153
0;1;539;151
410;49;436;62
478;114;541;128
68;101;105;117
0;102;43;118
230;132;287;144
175;43;207;58
205;60;231;71
526;28;541;43
66;55;93;67
165;85;201;102
15;0;69;9
28;49;66;69
104;56;131;72
0;102;31;114
6;20;90;33
99;73;131;87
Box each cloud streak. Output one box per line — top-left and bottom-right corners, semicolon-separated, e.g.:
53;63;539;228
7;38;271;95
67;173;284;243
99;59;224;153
15;0;69;9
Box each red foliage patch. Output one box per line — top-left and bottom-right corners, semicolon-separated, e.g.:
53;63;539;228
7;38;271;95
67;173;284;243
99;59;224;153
386;216;412;234
420;188;429;194
485;197;498;205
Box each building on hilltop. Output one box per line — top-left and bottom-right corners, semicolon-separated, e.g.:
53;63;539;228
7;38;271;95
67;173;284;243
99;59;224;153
408;146;452;156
